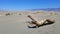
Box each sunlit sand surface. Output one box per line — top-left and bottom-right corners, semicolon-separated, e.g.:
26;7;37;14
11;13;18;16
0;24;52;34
0;11;60;34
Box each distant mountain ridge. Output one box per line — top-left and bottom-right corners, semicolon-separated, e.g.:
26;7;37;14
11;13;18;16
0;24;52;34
30;8;60;11
0;8;60;12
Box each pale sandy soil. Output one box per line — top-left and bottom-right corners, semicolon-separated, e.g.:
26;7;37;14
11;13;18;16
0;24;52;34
0;11;60;34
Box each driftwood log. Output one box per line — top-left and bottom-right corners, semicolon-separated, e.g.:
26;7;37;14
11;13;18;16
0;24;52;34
27;15;55;28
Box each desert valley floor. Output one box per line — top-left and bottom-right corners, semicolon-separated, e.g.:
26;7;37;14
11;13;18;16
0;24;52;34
0;11;60;34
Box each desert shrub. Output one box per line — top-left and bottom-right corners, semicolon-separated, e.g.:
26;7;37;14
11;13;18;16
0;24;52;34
19;13;21;15
50;12;53;15
5;13;11;16
54;12;57;15
32;12;41;14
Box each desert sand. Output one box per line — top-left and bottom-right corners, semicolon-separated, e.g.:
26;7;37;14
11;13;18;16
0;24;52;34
0;11;60;34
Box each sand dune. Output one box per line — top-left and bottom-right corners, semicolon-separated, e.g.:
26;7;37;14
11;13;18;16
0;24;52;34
0;11;60;34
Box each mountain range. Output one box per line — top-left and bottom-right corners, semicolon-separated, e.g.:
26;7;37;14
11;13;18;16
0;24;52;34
0;8;60;12
30;8;60;11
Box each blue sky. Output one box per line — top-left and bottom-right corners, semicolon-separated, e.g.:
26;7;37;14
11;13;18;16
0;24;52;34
0;0;60;10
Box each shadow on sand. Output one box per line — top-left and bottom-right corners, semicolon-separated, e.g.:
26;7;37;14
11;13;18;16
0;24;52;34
28;21;55;28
